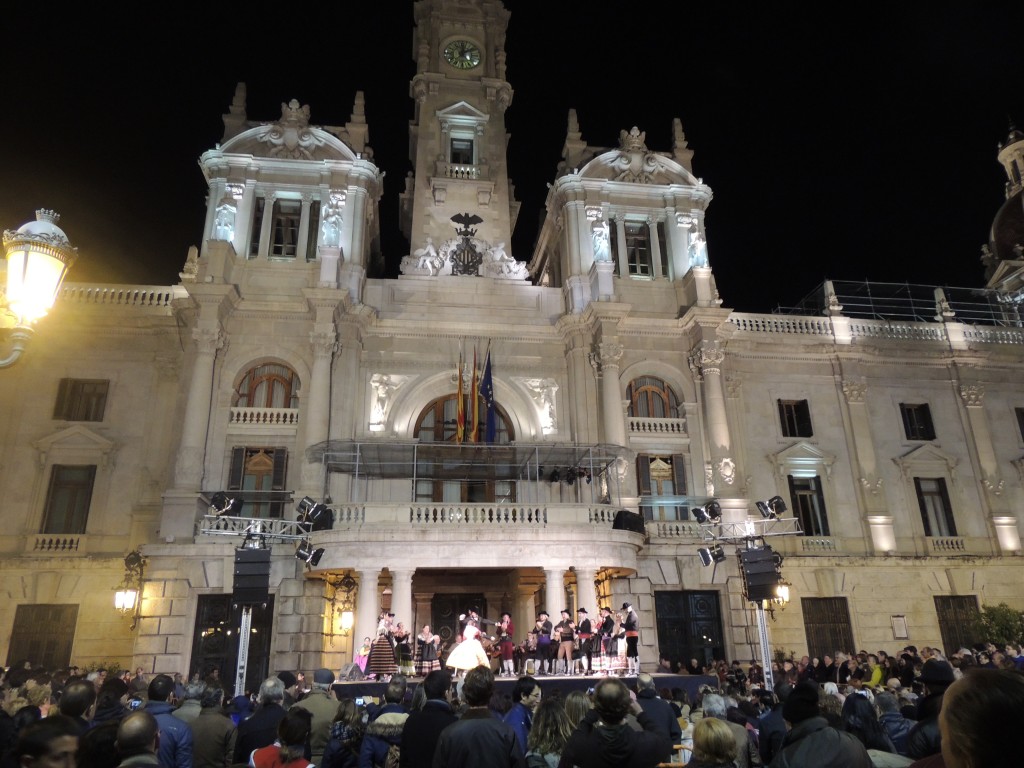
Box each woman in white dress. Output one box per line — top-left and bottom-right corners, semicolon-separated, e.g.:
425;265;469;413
445;623;489;677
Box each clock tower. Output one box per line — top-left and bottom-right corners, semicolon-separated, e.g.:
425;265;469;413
399;0;520;270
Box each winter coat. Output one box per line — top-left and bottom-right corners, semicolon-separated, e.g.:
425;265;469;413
557;709;672;768
767;716;871;768
359;706;408;768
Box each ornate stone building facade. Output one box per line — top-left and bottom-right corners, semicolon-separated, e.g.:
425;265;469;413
2;0;1023;683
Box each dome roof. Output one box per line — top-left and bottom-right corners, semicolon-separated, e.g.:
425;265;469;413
990;189;1024;262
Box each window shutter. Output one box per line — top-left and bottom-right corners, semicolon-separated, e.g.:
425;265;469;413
227;448;245;490
272;448;288;490
54;379;73;419
913;477;932;536
609;219;619;267
777;399;787;432
636;456;652;496
671;455;687;496
797;402;813;437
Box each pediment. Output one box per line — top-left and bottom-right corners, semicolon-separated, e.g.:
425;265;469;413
33;425;116;465
893;443;957;472
771;442;835;476
436;101;490;125
579;148;698;186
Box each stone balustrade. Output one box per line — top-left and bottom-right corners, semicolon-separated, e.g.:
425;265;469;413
229;407;300;427
627;416;687;436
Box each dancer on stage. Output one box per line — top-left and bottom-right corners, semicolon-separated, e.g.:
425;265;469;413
621;601;640;675
497;611;516;677
554;609;576;676
531;610;553;675
366;624;398;682
445;623;489;678
354;636;371;674
596;606;615;675
415;624;441;676
576;607;594;675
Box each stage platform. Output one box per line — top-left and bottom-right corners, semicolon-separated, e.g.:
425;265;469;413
331;672;716;703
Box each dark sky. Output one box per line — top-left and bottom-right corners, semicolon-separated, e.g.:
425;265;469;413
2;2;1022;314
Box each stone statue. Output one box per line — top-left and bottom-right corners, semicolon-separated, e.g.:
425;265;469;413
592;220;611;262
321;205;342;248
214;201;236;242
413;237;441;275
688;227;709;268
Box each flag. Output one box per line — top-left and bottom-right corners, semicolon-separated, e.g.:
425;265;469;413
470;346;479;443
455;347;465;444
481;346;497;444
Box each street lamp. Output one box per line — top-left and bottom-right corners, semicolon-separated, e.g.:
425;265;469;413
1;210;78;368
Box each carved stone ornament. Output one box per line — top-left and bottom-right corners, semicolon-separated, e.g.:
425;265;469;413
959;384;985;407
842;381;867;403
192;327;225;355
716;457;737;485
859;476;883;495
517;377;559;434
256;99;326;159
982;475;1004;497
596;342;624;366
613;126;659;183
705;464;715;496
692;344;724;377
399;236;527;279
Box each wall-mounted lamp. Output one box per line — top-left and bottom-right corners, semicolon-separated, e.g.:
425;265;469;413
114;550;146;631
324;574;358;645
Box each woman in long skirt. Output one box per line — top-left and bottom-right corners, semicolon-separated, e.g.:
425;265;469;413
445;624;489;678
415;624;441;676
366;627;397;681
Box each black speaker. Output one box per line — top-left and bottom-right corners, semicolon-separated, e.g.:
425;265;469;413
612;510;646;534
740;546;780;601
233;548;271;604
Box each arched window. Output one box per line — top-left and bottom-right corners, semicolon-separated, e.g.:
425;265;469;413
413;394;514;502
234;363;299;409
626;376;678;418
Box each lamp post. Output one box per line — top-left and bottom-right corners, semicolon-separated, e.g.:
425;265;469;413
1;210;78;368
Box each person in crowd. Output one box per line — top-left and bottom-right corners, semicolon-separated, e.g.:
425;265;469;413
399;670;455;768
321;699;365;768
275;673;300;711
558;676;672;768
56;681;96;735
768;680;871;768
687;716;740;768
249;709;313;768
432;666;524;768
354;639;372;675
292;670;336;765
233;678;287;765
145;675;193;768
173;682;205;726
874;692;913;757
6;715;79;768
525;698;573;768
359;677;408;768
906;659;955;760
77;720;119;768
938;667;1024;768
503;676;541;755
115;712;161;768
701;693;759;768
840;693;895;754
189;687;235;768
634;674;681;747
562;691;591;730
415;626;441;678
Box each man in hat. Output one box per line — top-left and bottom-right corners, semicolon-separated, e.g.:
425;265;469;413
620;601;640;676
771;680;871;767
292;669;336;764
530;610;553;675
554;609;576;676
596;606;615;675
576;607;594;675
906;658;955;760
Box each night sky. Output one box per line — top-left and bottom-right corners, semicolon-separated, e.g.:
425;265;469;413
2;2;1022;314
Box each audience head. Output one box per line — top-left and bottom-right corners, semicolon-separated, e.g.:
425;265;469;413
333;699;362;727
691;717;738;765
563;689;591;727
875;692;900;714
461;666;494;707
782;681;820;725
259;676;286;705
76;720;119;768
276;708;313;762
527;697;573;756
592;678;632;725
115;711;160;758
636;673;656;692
701;692;727;719
14;715;79;768
422;670;452;701
58;680;96;719
920;659;956;695
940;667;1024;768
182;681;206;701
384;675;408;704
146;674;174;703
200;687;224;709
512;675;542;711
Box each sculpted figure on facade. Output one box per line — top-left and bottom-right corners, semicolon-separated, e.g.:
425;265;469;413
591;219;611;262
256;98;325;159
688;225;709;269
214;200;236;242
320;192;346;248
520;378;559;434
613;126;659;183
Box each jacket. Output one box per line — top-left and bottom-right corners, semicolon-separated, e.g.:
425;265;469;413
432;708;525;768
878;712;914;757
190;707;237;768
234;703;287;764
635;689;682;747
557;708;672;768
173;700;203;725
323;722;365;768
502;702;533;755
146;700;195;768
759;707;787;765
768;716;871;768
399;700;457;768
359;705;408;768
292;688;338;762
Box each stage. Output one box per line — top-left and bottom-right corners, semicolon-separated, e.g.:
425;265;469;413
331;672;717;703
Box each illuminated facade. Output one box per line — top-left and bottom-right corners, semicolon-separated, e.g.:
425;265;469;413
2;0;1024;682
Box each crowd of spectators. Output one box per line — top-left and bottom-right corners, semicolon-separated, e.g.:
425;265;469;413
2;641;1022;768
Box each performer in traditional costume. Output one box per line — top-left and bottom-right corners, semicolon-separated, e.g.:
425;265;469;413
554;609;576;676
531;610;553;675
415;624;441;676
497;612;516;677
444;623;489;678
354;636;371;674
366;613;398;681
596;606;615;675
576;607;594;675
621;601;640;675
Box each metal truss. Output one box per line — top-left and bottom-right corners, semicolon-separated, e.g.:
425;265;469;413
697;516;804;543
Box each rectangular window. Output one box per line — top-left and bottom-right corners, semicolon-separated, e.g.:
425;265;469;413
6;604;78;669
900;403;935;440
914;477;957;537
801;597;855;663
1016;407;1024;441
450;137;474;165
249;198;265;258
53;379;109;421
934;596;979;657
788;475;829;535
657;221;669;279
778;399;813;438
305;200;321;261
625;221;652;277
270;200;301;259
227;447;289;518
41;465;96;534
638;454;688;520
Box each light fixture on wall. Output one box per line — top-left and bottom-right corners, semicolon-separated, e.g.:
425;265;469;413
114;550;146;631
1;210;78;369
756;496;787;519
324;573;357;645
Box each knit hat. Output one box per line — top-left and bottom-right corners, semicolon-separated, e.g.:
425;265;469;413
782;681;820;724
276;671;298;689
313;668;335;685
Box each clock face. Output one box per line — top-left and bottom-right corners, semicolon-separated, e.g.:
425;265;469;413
444;40;481;70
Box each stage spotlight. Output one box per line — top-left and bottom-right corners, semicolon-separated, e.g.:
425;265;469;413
698;547;713;567
711;544;727;563
697;544;726;567
296;496;316;516
210;492;240;516
692;506;709;524
756;500;776;519
692;500;722;524
768;496;787;516
295;541;325;567
566;468;576;485
297;497;333;532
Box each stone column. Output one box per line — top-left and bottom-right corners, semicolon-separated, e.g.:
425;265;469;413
648;217;663;279
301;330;336;490
574;568;598;620
296;194;313;262
544;568;565;614
173;327;223;488
690;342;740;503
355;569;380;652
390;568;415;634
592;342;626;447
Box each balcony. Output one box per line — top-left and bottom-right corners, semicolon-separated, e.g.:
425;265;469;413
627;416;687;437
228;407;300;428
